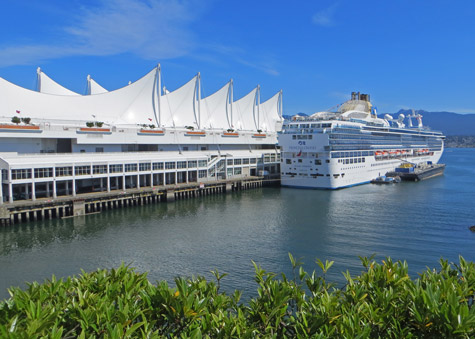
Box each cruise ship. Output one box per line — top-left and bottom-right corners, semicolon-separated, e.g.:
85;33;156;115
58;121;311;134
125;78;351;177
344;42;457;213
0;65;282;204
278;92;445;189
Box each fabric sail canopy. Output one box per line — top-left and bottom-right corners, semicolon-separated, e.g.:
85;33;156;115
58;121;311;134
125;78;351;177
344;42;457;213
159;75;197;128
88;77;109;95
259;91;282;132
234;88;258;131
0;68;158;125
200;81;231;129
38;69;80;96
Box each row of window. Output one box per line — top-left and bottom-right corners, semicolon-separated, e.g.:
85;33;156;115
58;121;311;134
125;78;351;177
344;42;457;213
337;158;366;164
284;123;332;129
292;134;313;140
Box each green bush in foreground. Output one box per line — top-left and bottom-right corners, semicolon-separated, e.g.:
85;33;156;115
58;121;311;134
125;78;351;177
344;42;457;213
1;256;474;338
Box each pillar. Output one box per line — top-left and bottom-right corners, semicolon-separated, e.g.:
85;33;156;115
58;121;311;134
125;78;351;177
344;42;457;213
72;179;77;197
46;182;50;197
31;183;36;201
150;173;153;188
137;174;140;189
122;175;126;191
53;180;57;198
0;181;3;204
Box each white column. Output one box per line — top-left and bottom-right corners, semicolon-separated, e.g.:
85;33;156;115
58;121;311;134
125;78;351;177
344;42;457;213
0;178;3;204
137;174;140;189
72;179;76;196
122;174;126;191
107;164;111;192
53;180;57;198
8;183;13;203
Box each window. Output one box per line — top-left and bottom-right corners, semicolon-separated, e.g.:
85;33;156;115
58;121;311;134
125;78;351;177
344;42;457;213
234;159;241;165
75;166;91;176
165;162;176;170
177;161;187;169
198;170;207;178
286;159;292;164
93;165;107;174
139;163;151;171
315;160;321;165
243;158;250;165
11;169;32;180
35;168;53;178
187;161;197;168
152;162;163;170
234;167;242;175
109;164;123;173
227;159;233;166
292;135;296;140
2;169;8;180
250;158;257;164
227;168;233;177
198;160;207;167
125;164;137;172
95;147;104;153
298;159;302;163
56;167;73;177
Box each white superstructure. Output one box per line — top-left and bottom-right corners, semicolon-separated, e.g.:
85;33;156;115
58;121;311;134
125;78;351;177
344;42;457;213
0;65;283;203
278;92;445;189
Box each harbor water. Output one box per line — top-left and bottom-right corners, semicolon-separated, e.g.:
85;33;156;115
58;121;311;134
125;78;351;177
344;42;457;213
1;148;474;299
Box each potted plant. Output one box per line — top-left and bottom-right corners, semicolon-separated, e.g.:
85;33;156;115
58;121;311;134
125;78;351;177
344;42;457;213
21;117;31;125
185;126;195;131
257;129;263;133
227;128;235;132
95;121;104;127
149;124;156;129
11;116;21;125
86;122;95;128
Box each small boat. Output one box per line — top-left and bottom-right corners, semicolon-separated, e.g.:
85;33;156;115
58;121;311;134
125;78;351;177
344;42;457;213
371;175;401;184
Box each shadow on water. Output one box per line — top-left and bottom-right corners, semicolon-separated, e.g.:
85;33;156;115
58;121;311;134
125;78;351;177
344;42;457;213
1;149;475;299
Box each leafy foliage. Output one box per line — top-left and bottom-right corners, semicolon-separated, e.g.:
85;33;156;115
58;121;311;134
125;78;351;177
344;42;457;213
1;257;474;337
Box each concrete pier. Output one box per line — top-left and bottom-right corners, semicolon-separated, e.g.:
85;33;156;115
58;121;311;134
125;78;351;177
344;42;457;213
0;177;276;226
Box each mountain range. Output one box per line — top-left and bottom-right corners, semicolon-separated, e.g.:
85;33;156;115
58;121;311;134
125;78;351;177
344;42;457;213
283;110;475;136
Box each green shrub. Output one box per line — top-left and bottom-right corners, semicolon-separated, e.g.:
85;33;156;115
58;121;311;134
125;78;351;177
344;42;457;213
0;256;474;337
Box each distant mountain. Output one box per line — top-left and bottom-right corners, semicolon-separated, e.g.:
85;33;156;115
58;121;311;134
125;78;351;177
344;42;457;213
388;110;475;136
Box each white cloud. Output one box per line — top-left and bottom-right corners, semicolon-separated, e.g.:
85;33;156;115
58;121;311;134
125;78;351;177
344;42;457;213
0;0;201;67
312;3;339;27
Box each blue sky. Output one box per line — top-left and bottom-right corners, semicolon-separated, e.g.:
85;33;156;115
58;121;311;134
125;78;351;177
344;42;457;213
0;0;474;114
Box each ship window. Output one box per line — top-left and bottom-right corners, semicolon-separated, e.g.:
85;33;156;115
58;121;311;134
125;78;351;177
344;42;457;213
326;159;330;163
198;160;208;167
286;159;292;164
315;159;322;165
188;161;197;168
362;158;365;162
309;135;313;139
298;159;302;163
350;159;354;164
292;135;296;140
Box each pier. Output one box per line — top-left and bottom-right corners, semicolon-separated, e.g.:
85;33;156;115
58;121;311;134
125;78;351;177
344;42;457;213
0;177;274;225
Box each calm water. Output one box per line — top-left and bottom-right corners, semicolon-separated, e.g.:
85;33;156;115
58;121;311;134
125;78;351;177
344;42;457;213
1;148;474;299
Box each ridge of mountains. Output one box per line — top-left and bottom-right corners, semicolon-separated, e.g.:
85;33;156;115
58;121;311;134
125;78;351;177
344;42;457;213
283;110;475;136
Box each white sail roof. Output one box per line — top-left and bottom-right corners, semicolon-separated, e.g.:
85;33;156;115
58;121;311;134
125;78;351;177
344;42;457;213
0;68;158;125
37;68;80;96
87;76;108;95
259;91;282;132
234;87;258;131
201;81;231;129
160;75;197;128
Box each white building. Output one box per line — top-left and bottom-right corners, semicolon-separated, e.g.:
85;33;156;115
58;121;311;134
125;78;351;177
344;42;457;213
0;65;283;203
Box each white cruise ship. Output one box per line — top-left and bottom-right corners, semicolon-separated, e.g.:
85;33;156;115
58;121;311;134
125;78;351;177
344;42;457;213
278;92;445;189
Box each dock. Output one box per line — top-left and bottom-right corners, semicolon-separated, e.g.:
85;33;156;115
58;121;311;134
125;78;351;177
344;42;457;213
0;177;276;226
386;163;445;181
